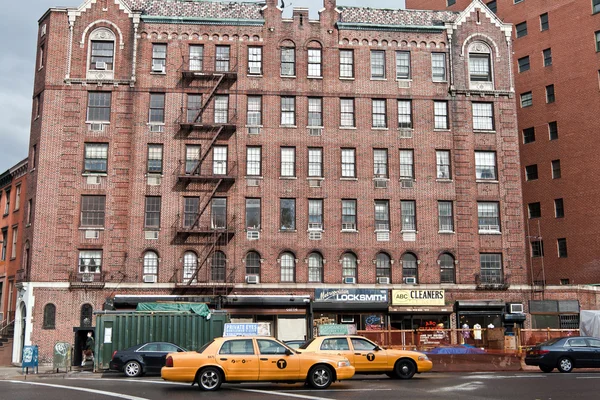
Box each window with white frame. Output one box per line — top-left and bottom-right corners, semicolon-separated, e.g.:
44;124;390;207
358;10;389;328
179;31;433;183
342;253;357;278
281;46;295;76
308;199;323;230
341;148;356;178
247;96;262;126
475;151;497;180
431;53;446;81
144;196;161;228
399;149;414;180
280;147;295;177
280;96;296;126
434;101;448;129
395;51;410;79
214;95;229;124
438;201;454;232
183;251;197;283
401;200;416;231
246;251;261;276
87;92;111;122
374;200;390;231
478;202;500;232
397;100;412;128
340;98;355;127
376;253;391;279
307;47;322;77
472;102;494;131
211;198;227;229
189;45;203;71
3;190;9;215
371;50;385;79
245;198;261;230
372;99;387;128
187;94;202;123
78;250;102;273
469;53;492;82
90;36;114;71
436;150;451;179
402;253;418;280
14;186;21;211
246;146;261;176
0;229;7;261
149;93;165;124
373;149;388;178
440;253;455;283
308;97;323;127
248;46;262;75
280;252;295;282
340;49;354;78
215;45;230;72
143;251;158;278
10;227;18;259
342;199;357;230
213;146;227;175
308;253;323;282
152;44;167;72
84;143;108;173
147;144;163;174
185;145;200;174
308;148;323;177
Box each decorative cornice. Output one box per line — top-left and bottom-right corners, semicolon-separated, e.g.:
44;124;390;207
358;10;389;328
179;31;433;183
336;22;446;33
141;16;264;26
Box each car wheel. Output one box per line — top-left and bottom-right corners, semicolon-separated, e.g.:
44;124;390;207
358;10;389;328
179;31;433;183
394;359;417;380
557;357;573;373
539;365;554;373
124;361;142;377
307;365;333;389
197;367;222;391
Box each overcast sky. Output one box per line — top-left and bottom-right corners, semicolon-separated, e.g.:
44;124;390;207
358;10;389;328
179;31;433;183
0;0;405;172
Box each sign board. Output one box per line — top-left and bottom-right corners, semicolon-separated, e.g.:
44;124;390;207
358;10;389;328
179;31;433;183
315;289;388;303
318;324;357;336
22;345;39;373
223;323;270;337
392;290;445;306
53;342;72;372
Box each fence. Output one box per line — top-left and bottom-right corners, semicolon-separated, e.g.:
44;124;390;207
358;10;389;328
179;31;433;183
519;328;580;347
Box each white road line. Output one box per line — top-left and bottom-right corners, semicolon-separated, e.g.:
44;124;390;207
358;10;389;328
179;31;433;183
8;380;151;400
576;376;600;379
71;378;189;386
463;374;546;379
281;389;393;392
234;388;335;400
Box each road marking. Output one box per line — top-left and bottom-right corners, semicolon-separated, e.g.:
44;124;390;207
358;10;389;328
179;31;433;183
576;376;600;379
234;388;335;400
8;380;150;400
283;389;393;392
73;378;189;386
463;374;546;379
433;381;483;392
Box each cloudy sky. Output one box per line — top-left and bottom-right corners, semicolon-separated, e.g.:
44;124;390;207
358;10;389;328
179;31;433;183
0;0;405;172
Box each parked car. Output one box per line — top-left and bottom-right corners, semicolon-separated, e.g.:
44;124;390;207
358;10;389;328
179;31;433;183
161;336;355;391
525;336;600;373
284;340;307;349
110;342;186;377
297;335;433;379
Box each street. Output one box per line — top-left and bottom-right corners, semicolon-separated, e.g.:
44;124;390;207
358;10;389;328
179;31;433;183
2;372;600;400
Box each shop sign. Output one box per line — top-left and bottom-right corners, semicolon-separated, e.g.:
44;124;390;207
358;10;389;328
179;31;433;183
392;289;445;306
315;289;388;303
318;324;357;335
223;323;270;337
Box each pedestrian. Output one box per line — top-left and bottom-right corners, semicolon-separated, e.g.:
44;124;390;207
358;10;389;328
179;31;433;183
82;331;95;366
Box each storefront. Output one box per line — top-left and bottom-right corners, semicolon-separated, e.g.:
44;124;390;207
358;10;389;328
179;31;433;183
455;300;504;330
389;289;452;330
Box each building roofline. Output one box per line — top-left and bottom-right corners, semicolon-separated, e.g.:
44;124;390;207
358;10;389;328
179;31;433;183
336;22;446;32
141;15;265;26
38;7;70;23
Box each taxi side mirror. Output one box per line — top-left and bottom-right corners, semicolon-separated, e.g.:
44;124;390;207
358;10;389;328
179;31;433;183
285;348;293;356
375;346;383;351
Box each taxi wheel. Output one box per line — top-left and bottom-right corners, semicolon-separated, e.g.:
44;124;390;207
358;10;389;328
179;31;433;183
394;359;416;380
124;361;142;378
307;365;333;389
197;367;223;391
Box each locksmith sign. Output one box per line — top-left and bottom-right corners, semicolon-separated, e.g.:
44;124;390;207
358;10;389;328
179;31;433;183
315;289;388;303
392;290;445;306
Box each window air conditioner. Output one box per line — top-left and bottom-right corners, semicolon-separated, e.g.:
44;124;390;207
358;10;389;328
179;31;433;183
248;66;261;75
404;277;417;284
377;277;390;284
343;276;356;284
152;63;165;73
401;179;414;188
308;179;322;188
143;275;157;283
84;230;99;239
149;124;164;133
246;275;259;284
374;179;388;189
88;123;105;132
247;127;261;135
246;230;260;240
309;128;322;136
509;303;524;314
95;62;107;70
145;231;159;240
81;274;94;283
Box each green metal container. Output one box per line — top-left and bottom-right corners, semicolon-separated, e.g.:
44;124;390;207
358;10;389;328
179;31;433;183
94;310;228;370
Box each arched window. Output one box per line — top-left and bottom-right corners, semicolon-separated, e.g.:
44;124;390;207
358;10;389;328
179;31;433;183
280;40;296;76
81;303;93;327
143;251;158;281
280;252;295;282
183;251;197;283
211;251;226;282
376;253;391;279
440;253;456;284
89;28;115;71
43;304;56;329
402;253;418;283
308;252;323;283
341;252;357;279
468;41;492;86
246;251;261;276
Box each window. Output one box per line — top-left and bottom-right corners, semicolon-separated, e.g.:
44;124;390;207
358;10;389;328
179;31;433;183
248;46;262;75
78;250;102;273
596;31;600;52
0;229;6;261
337;49;355;78
516;21;528;38
185;145;200;175
543;48;552;66
373;149;388;178
214;95;229;124
31;144;37;169
81;304;93;327
469;53;491;82
531;240;544;257
211;198;227;229
555;198;564;218
213;146;227;175
215;45;230;72
521;91;532;107
396;51;410;79
183;251;197;283
486;1;497;13
549;121;558;140
187;94;202;123
152;44;167;72
280;199;296;231
87;92;111;122
523;127;535;144
308;199;323;230
211;251;226;282
440;253;455;283
480;253;502;284
84;143;108;173
3;190;9;215
375;200;390;231
91;40;114;70
342;199;357;230
246;96;262;126
595;0;600;14
281;46;295;76
472;103;494;131
438;201;454;232
189;45;203;71
33;95;40;119
551;159;561;179
280;252;295;282
149;93;165;123
27;199;32;225
478;202;500;232
246;146;261;176
246;251;260;276
80;195;105;227
280;96;295;126
308;253;323;282
376;253;391;279
341;148;356;178
518;56;530;73
342;253;357;279
401;200;416;231
436;150;451;179
280;147;295;177
431;53;446;81
397;100;412;129
246;198;260;230
144;196;161;228
372;99;387;128
143;251;158;278
183;197;199;227
10;227;18;259
546;84;555;103
528;202;541;218
434;101;449;129
340;98;355;127
526;164;538;181
307;47;322;77
43;304;56;329
308;97;323;127
557;238;568;258
447;0;456;5
402;253;418;281
308;148;323;177
540;13;549;31
399;149;414;180
370;50;385;79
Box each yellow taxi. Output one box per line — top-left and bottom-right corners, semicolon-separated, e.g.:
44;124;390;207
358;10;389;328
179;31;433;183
297;335;432;379
161;336;355;391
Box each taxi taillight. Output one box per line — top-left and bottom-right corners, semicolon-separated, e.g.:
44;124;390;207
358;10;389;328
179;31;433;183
165;356;173;367
112;351;117;360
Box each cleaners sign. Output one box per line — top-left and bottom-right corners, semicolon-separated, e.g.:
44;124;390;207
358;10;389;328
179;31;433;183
392;290;445;306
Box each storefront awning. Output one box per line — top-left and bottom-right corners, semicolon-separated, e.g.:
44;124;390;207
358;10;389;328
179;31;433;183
389;306;453;314
456;300;505;310
503;313;526;322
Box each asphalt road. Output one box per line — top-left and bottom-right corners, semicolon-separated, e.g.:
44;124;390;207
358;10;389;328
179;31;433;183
3;372;600;400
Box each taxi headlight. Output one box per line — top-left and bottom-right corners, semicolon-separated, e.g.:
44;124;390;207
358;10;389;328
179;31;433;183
337;360;351;368
418;355;429;361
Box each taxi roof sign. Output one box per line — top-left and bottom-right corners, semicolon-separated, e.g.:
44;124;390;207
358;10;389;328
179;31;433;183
223;323;271;337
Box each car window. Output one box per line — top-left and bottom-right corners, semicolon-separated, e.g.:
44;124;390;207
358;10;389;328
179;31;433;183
351;338;378;351
197;340;214;354
139;343;160;352
321;338;350;351
566;338;587;347
257;339;288;355
587;339;600;348
160;344;180;352
298;338;315;350
219;339;255;355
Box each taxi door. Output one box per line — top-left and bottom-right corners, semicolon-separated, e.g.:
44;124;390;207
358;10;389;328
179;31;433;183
317;337;354;364
349;337;389;372
215;338;259;381
256;338;300;381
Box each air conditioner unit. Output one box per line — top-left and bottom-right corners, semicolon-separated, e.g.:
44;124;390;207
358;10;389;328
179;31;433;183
149;124;164;133
308;179;322;188
376;231;390;242
246;178;260;187
248;66;261;75
343;277;356;284
399;130;413;139
398;80;411;89
84;230;99;239
247;127;261;135
509;303;524;314
480;225;500;232
374;179;388;189
404;277;417;285
377;277;390;284
308;231;322;241
341;316;354;323
309;128;322;136
86;175;101;185
152;63;165;73
88;123;105;132
246;230;260;240
246;275;259;284
81;274;94;283
95;61;107;70
308;223;322;231
341;223;356;231
401;179;414;188
143;275;157;283
147;175;161;186
145;231;159;240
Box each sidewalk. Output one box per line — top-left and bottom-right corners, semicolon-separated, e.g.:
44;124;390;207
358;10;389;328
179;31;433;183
0;364;105;381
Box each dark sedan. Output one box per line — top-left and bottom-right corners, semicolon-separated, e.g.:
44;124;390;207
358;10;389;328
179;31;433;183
525;336;600;373
110;342;186;377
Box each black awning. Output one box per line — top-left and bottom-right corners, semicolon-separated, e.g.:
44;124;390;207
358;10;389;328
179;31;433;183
313;302;388;311
455;300;505;310
503;313;527;322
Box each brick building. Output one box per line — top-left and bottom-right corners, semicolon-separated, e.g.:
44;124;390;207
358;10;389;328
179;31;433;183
15;0;598;364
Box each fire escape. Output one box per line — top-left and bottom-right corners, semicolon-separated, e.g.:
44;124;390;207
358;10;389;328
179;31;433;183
171;53;238;296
